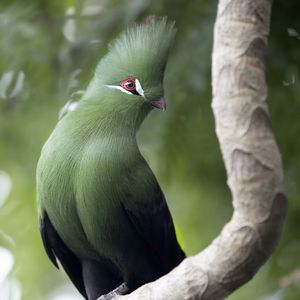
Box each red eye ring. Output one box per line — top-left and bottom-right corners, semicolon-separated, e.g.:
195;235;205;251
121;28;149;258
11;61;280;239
119;77;136;92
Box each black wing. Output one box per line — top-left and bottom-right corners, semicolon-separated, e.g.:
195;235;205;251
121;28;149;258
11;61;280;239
122;184;185;274
40;212;88;299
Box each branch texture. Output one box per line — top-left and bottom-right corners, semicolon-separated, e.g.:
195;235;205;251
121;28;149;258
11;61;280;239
119;0;287;299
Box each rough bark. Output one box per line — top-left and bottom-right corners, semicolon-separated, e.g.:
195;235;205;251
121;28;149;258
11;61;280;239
118;0;287;299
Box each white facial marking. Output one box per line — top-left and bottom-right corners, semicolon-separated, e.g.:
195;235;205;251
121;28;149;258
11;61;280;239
105;85;132;95
135;79;145;98
105;78;145;97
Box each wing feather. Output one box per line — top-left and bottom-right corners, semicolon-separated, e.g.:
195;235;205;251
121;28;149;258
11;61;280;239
122;184;185;273
39;212;88;299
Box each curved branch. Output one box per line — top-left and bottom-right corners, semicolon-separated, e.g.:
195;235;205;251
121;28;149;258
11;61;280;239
118;0;287;299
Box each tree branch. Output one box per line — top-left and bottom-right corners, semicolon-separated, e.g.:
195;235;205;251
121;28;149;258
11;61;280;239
118;0;287;298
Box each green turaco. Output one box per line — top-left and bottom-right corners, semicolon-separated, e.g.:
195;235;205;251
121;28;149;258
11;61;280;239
36;18;185;300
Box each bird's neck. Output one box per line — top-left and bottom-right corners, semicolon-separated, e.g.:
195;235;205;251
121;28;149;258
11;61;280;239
66;99;150;146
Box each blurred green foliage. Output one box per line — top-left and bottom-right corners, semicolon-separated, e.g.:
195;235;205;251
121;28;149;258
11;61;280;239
0;0;300;299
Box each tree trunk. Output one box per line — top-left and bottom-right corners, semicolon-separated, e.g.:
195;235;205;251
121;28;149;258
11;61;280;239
118;0;287;299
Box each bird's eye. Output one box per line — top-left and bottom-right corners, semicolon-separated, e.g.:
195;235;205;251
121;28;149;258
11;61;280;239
119;77;140;95
125;81;135;89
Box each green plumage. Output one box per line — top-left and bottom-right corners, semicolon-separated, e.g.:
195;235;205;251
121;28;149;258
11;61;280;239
37;18;184;300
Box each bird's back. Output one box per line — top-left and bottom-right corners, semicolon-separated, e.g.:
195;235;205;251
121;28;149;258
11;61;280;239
37;111;184;295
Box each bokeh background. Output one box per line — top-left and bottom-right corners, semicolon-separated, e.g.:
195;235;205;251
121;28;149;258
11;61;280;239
0;0;299;299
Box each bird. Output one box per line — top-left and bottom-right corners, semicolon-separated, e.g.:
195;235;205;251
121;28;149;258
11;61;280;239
36;18;185;300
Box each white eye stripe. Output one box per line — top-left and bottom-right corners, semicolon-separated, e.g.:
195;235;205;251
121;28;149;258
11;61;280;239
105;85;132;95
105;78;145;97
135;79;145;97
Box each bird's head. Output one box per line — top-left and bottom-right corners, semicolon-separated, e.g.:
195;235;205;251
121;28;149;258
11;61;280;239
84;18;176;117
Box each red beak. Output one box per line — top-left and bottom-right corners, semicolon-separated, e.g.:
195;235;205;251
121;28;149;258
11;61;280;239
149;97;166;111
